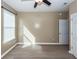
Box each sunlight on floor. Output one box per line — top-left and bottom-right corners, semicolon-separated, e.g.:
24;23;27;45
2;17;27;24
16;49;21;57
21;43;31;48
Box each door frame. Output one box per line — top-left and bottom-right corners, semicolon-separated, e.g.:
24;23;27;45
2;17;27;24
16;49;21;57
69;13;77;57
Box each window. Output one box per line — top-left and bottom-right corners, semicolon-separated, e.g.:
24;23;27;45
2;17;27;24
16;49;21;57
3;9;15;43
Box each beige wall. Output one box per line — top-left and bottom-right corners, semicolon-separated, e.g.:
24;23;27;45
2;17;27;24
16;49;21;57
69;0;77;15
18;12;68;43
1;2;18;54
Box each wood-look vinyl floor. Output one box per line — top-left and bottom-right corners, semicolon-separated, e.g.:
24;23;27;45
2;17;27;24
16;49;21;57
2;45;76;59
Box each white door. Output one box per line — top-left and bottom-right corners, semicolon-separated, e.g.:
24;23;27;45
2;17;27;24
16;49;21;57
70;13;77;57
59;20;68;44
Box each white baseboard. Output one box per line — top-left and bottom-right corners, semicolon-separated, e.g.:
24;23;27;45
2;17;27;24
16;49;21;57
35;43;68;45
69;50;77;58
1;43;18;58
17;42;68;45
69;50;73;54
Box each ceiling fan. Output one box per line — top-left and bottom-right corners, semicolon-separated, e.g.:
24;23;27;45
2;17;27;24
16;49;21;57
34;0;51;8
21;0;51;8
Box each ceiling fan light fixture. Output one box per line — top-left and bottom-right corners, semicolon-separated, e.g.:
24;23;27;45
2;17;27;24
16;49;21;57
35;0;43;2
35;0;43;5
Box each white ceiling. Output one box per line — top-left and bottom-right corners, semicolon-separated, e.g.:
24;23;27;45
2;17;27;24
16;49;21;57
3;0;74;12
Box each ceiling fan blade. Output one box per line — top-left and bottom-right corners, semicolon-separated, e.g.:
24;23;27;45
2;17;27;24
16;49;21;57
34;2;38;8
43;0;51;6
